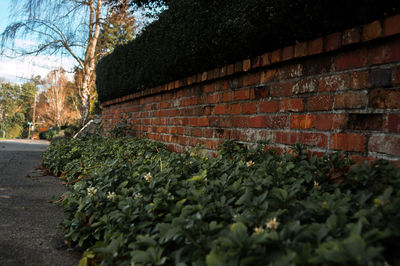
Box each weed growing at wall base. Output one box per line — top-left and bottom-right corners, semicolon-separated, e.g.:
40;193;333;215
42;137;400;265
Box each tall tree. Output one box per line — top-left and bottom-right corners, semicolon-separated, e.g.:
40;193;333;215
1;0;135;125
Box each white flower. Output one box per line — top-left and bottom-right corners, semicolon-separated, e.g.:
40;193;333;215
144;172;152;183
314;181;320;189
87;187;97;196
253;226;264;234
134;193;143;199
246;161;255;167
73;183;80;190
266;217;279;231
107;192;116;200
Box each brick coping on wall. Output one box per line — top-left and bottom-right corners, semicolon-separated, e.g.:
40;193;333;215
102;14;400;108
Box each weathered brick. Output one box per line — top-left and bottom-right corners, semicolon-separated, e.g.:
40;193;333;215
308;37;323;55
335;48;367;70
351;71;371;89
228;77;243;89
306;95;334;111
334;91;368;109
233;117;250;128
265;115;288;128
303;56;332;76
280;98;304;112
319;74;350;92
241;102;257;114
282;45;294;61
301;132;328;148
369;39;400;65
295;42;307;57
208;93;220;104
290;114;314;129
271;49;282;63
330;133;366;152
388;114;400;133
362;20;382;41
260;52;271;66
280;64;303;80
235;89;250;101
276;131;301;145
292;78;319;94
394;66;400;84
269;82;293;97
249;116;267;128
251;56;262;69
214;104;227;115
227;64;235;75
342;28;360;45
255;86;269;99
227;103;241;115
259;100;279;113
368;68;392;88
347;113;383;130
385;14;400;36
243;72;260;87
222;91;234;102
314;114;346;130
369;89;400;109
234;61;243;73
324;32;342;51
369;135;400;156
261;69;278;84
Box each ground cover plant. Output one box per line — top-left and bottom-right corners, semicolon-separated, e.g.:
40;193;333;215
42;136;400;265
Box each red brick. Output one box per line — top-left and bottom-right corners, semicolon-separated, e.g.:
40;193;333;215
369;135;400;156
227;103;241;115
222;91;234;102
214;104;226;115
295;42;307;57
292;78;319;94
362;20;382;41
347;113;384;131
369;89;400;109
255;86;269;99
271;49;282;63
266;115;288;128
368;68;392;88
335;49;367;70
276;131;301;145
259;100;279;113
261;69;277;83
227;64;235;75
208;93;220;104
282;45;294;61
334;91;368;109
280;98;304;112
351;71;371;89
243;72;260;87
324;32;342;51
234;116;251;128
234;61;242;73
241;102;257;114
249;116;267;128
301;132;328;148
385;14;400;36
306;95;334;111
330;133;366;152
204;83;215;93
206;139;222;150
369;39;400;65
251;56;262;69
234;89;250;101
260;52;271;66
314;114;346;130
388;114;400;133
243;59;251;71
308;37;323;55
269;82;293;97
220;67;226;78
319;74;350;92
290;114;314;129
342;28;360;45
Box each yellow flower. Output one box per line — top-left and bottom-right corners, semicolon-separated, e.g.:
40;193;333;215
314;181;320;189
322;201;328;209
374;198;382;207
144;172;152;182
246;161;255;167
87;187;97;196
266;217;279;231
253;226;264;234
107;192;116;200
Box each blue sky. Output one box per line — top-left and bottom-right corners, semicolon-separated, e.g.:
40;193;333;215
0;0;75;84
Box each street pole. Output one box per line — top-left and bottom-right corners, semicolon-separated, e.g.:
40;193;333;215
32;90;37;132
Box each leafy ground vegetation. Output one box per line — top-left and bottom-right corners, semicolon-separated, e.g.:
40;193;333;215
42;136;400;265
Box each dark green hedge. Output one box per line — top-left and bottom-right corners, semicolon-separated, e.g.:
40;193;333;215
96;0;400;102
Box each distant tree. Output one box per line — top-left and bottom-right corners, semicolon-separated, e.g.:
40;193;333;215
1;0;136;125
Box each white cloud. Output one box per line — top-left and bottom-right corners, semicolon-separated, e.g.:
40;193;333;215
0;53;76;83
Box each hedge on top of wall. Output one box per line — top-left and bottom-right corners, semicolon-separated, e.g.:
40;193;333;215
96;0;400;103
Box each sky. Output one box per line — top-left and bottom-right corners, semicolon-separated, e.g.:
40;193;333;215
0;0;75;84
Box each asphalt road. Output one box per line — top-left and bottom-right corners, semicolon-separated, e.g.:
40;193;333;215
0;139;80;266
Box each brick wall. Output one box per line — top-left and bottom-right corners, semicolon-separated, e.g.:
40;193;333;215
102;15;400;161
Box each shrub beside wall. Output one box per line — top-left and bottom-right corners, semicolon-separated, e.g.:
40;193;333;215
101;15;400;162
96;0;400;103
